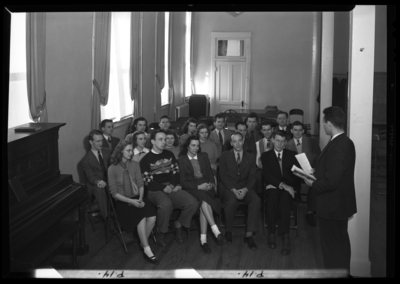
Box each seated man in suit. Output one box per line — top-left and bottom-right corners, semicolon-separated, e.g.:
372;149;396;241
219;132;261;250
81;129;112;220
273;111;293;141
158;115;171;131
100;119;120;151
209;113;232;157
223;121;250;153
261;130;302;255
140;129;199;247
286;121;321;226
244;112;263;156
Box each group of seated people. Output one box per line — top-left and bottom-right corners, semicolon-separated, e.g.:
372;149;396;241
81;111;321;265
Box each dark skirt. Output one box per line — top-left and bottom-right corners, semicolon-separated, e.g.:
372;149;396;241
115;196;157;232
185;188;221;215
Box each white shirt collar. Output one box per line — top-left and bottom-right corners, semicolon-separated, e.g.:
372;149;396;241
134;147;149;155
274;149;283;158
188;154;198;160
331;132;344;141
151;149;162;154
279;126;287;131
103;134;111;140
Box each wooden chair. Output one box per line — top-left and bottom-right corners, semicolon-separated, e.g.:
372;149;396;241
261;185;299;237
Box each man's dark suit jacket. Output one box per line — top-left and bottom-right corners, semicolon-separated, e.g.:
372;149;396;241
178;152;215;190
219;149;257;192
245;129;263;156
312;133;357;220
81;148;112;217
261;148;302;192
102;135;120;151
286;136;321;167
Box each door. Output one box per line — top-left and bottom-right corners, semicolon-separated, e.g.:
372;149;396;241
210;32;251;115
215;60;246;113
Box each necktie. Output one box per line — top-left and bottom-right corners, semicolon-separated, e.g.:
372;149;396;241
266;139;270;149
108;136;112;146
236;152;241;167
218;131;223;146
296;139;301;146
98;151;107;178
278;152;283;175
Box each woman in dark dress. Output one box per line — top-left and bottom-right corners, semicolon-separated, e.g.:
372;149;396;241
108;140;159;264
178;136;227;253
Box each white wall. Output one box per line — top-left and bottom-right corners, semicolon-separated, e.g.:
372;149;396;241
193;12;316;124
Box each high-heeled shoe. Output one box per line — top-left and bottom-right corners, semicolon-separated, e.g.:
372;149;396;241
143;252;159;265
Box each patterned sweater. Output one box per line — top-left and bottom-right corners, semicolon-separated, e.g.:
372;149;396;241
139;149;180;192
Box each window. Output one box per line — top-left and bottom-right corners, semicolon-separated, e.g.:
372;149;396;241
8;13;33;129
100;12;134;122
185;12;192;97
161;12;170;106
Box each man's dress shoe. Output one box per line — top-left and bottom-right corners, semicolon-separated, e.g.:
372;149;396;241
174;226;184;244
305;213;316;226
244;236;257;250
267;232;277;249
225;231;232;244
155;229;166;247
281;234;291;255
216;234;227;245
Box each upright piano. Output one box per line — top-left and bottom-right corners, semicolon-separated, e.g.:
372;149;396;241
7;123;88;272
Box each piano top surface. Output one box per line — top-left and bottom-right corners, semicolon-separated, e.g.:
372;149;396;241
8;123;66;144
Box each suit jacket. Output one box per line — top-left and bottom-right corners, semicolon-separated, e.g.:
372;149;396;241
178;152;215;191
102;135;120;151
245;129;263;156
81;148;112;192
273;125;293;141
312;133;357;220
286;136;321;167
209;128;232;156
255;138;273;168
261;148;302;192
219;149;257;192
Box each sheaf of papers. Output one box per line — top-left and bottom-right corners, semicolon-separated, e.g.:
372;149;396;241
295;153;313;175
291;165;317;181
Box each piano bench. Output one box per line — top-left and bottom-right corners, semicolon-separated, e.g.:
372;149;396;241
12;220;80;270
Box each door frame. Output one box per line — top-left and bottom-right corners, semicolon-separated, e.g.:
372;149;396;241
210;32;251;115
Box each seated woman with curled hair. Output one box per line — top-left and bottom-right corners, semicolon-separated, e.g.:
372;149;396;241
195;123;219;174
107;140;159;264
126;131;150;163
164;129;180;159
177;135;227;253
179;118;198;147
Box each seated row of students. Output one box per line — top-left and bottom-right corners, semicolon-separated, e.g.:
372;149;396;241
82;111;319;263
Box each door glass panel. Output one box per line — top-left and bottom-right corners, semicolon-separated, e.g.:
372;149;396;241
217;39;244;57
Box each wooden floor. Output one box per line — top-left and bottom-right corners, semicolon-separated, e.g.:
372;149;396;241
48;186;387;278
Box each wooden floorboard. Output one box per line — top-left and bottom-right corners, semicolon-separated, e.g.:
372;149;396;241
48;188;386;278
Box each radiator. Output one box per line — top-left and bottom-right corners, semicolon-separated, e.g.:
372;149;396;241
175;103;189;120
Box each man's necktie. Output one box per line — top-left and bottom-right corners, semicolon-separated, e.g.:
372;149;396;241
108;136;112;146
266;139;270;149
237;152;241;167
98;151;107;178
218;131;223;146
278;152;283;175
296;139;301;146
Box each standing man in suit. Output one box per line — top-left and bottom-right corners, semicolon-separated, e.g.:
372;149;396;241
219;132;261;250
244;112;263;156
261;130;302;255
81;129;112;220
273;111;293;141
304;106;356;274
100;119;120;151
286;121;321;226
209;113;232;156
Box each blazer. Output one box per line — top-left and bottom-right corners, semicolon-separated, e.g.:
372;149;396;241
261;148;302;192
219;149;257;192
178;152;215;191
312;133;357;220
81;148;112;191
255;138;273;168
209;128;232;155
245;129;263;156
102;135;120;151
286;136;321;167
